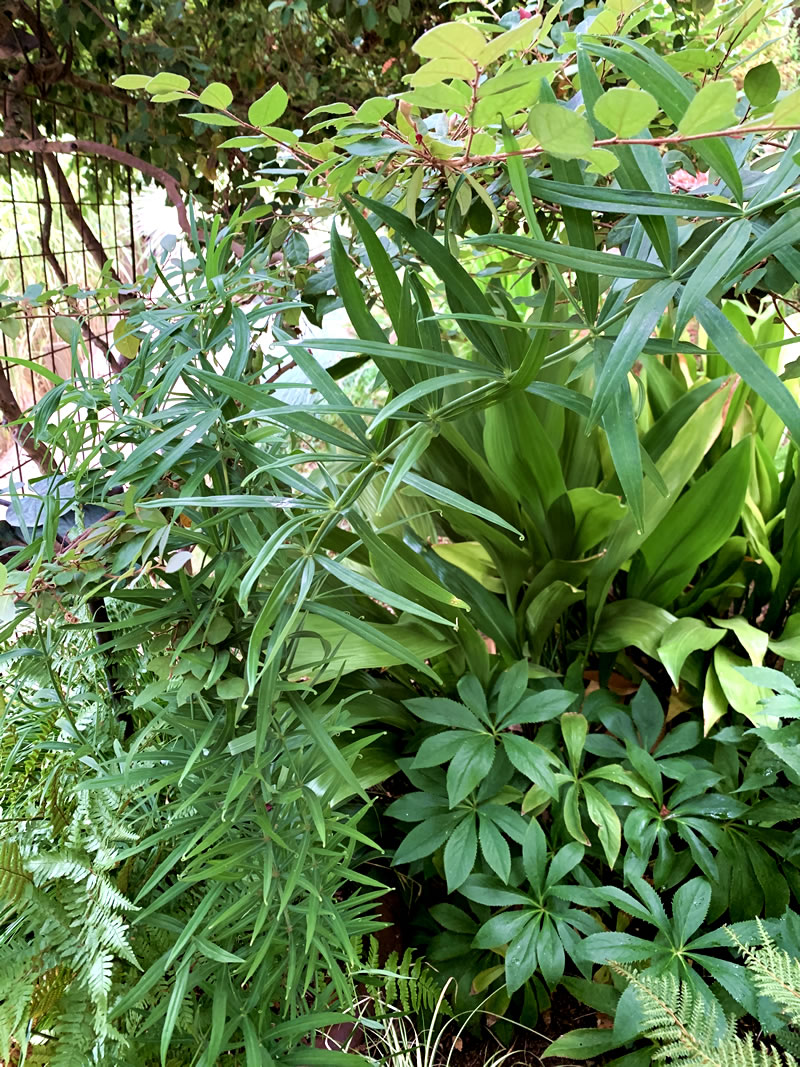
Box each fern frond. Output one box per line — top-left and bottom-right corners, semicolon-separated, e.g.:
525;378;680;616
616;965;798;1067
0;840;31;904
728;921;800;1027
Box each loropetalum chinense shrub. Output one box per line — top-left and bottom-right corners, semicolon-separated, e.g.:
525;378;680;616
4;0;800;1063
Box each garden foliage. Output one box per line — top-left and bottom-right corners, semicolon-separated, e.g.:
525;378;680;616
3;0;800;1063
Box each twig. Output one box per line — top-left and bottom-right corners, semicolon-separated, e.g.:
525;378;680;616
0;136;191;237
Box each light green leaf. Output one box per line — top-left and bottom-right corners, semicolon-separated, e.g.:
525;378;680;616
317;554;454;628
527;102;595;160
476;18;541;66
627;436;752;606
774;88;800;126
113;74;152;90
678;80;737;135
413;21;487;62
145;72;190;94
198;82;234;109
714;645;775;726
404;57;476;85
248;84;288;128
711;616;769;667
595;87;659;138
543;1029;622;1059
179;112;239;126
582;147;620;175
658;618;723;688
355;97;394;123
591;280;681;425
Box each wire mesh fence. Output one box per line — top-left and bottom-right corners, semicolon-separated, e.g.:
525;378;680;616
0;86;138;485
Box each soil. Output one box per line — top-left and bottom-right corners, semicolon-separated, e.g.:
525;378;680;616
454;985;610;1066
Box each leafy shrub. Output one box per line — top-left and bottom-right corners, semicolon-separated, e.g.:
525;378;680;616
5;0;800;1062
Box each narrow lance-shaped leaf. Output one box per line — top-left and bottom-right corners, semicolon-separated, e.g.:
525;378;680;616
591;280;680;426
675;219;751;336
696;298;800;442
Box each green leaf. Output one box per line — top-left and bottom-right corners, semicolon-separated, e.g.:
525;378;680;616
405;697;482;731
506;915;540;993
627;436;752;606
378;426;434;513
696;299;800;442
198;81;234;109
248;84;288;127
711;615;768;668
528;176;741;217
476;18;541;66
592;599;677;659
678;80;737;135
585;40;743;202
113;74;152;90
523;818;547;892
444;815;477;891
561;713;588;772
468;234;669;278
713;646;774;726
402;470;522;536
602;382;644;533
527;102;595;161
591;280;680;425
473;909;535;949
393;814;462;864
773;88;800;126
658;618;723;688
145;72;190;94
744;62;780;107
413;21;487;61
316;554;454;627
544;1029;623;1059
447;734;496;806
161;955;192;1064
413;730;476;768
595;86;659;138
675;219;752;336
671;877;711;944
180;112;240;126
583;782;621;868
502;735;559;799
478;814;512;883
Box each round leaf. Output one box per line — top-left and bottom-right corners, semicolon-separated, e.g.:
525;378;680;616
595;87;659;138
113;74;152;90
744;62;780;107
678;80;737;135
527;103;594;160
248;84;288;128
145;72;190;94
413;22;486;61
199;81;234;110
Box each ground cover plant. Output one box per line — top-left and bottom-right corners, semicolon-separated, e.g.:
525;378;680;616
3;0;800;1063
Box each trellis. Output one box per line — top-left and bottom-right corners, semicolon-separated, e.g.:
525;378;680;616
0;84;138;483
